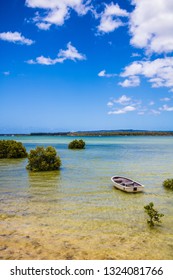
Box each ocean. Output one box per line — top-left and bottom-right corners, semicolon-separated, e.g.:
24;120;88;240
0;135;173;259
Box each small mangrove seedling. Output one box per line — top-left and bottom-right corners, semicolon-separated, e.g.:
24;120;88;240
163;178;173;190
144;202;164;227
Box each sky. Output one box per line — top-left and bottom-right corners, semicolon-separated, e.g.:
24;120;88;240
1;0;173;133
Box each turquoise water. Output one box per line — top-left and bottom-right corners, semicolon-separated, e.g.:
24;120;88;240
0;135;173;259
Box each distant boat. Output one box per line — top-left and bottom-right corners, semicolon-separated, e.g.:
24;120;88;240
111;176;144;193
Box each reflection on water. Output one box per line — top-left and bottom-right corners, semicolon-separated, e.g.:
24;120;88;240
28;170;61;195
0;136;173;259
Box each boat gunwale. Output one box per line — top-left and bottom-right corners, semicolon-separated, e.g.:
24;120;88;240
111;176;144;193
111;176;144;187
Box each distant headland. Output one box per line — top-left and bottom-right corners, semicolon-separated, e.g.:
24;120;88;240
1;130;173;136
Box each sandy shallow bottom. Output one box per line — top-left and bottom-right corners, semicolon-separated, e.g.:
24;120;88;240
1;214;173;260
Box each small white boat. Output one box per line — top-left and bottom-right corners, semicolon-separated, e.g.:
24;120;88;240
111;176;144;193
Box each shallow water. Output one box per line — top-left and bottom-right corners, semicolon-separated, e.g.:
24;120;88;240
0;135;173;259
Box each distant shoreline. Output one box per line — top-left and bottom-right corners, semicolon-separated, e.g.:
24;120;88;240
1;130;173;137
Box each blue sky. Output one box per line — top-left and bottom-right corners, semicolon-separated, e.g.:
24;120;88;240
1;0;173;133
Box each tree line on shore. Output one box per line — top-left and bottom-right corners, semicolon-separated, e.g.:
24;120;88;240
1;130;173;137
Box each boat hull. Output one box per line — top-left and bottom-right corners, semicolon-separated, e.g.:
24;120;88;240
111;176;144;193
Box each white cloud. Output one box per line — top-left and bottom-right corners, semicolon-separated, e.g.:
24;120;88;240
27;56;65;65
0;31;34;45
108;105;136;115
108;94;139;115
44;6;68;26
107;101;114;107
160;97;171;102
119;75;140;87
114;95;131;105
97;2;128;33
26;42;86;65
26;0;91;29
121;61;143;77
98;69;116;78
107;94;173;116
120;57;173;90
131;52;141;58
107;95;160;116
159;104;173;112
58;42;86;61
36;22;51;30
98;70;106;77
129;0;173;54
26;0;59;9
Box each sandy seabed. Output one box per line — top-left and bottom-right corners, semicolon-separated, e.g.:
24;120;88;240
0;216;173;260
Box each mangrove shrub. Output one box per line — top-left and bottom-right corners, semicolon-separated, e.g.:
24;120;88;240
0;140;27;158
144;202;164;227
68;139;85;149
26;146;61;172
163;178;173;190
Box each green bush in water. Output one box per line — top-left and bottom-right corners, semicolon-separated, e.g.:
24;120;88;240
0;140;27;158
68;139;85;149
26;146;61;172
163;178;173;190
144;202;164;227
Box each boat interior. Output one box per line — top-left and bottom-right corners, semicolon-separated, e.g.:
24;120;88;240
112;177;140;187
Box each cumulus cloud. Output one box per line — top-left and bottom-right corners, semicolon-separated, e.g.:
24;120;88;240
119;75;140;87
97;2;129;33
120;57;173;91
26;0;91;29
107;94;173;116
107;95;139;115
27;56;65;65
114;95;131;105
36;22;51;30
148;101;173;115
129;0;173;54
107;101;114;107
58;42;86;61
106;94;169;116
159;104;173;112
98;69;116;78
108;105;136;115
26;42;86;65
0;31;34;45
